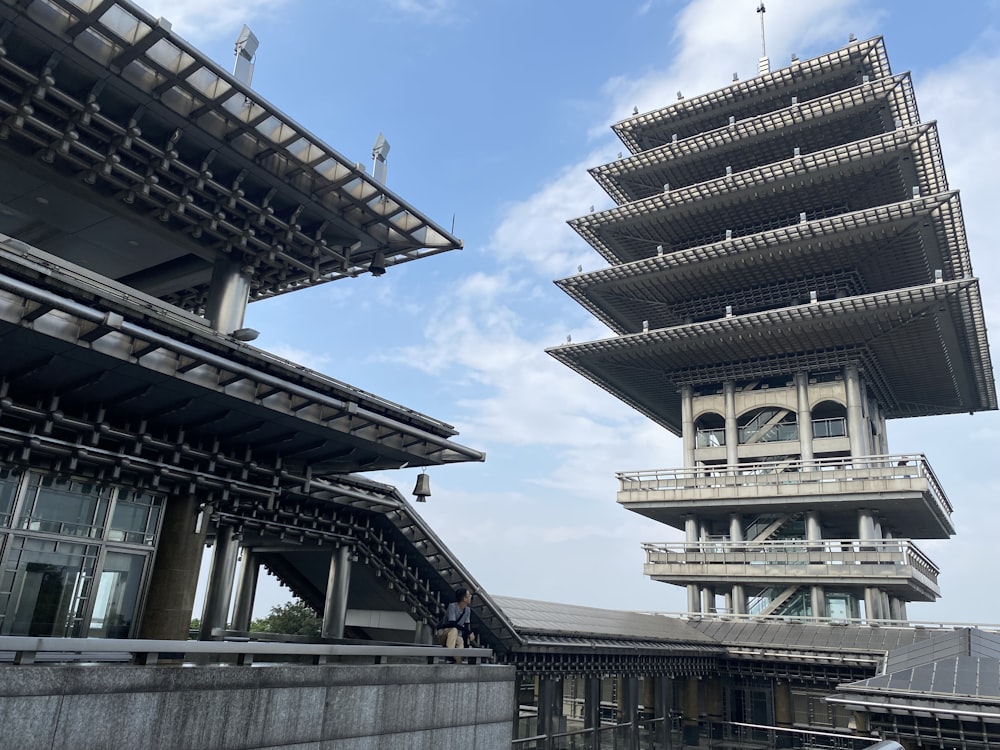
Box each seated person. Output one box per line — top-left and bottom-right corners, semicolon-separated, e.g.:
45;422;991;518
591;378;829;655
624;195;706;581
435;587;475;659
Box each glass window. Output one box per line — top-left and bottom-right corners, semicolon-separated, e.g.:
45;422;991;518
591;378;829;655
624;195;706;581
0;535;99;637
109;491;162;545
88;551;147;638
0;468;20;528
17;474;111;538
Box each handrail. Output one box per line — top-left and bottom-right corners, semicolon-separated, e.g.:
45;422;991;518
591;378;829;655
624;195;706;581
642;537;940;578
617;453;953;514
0;636;492;666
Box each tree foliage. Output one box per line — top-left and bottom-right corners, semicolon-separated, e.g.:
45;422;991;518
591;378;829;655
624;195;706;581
250;599;322;636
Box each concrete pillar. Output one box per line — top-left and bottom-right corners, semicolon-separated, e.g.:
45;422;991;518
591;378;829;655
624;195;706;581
858;510;878;542
687;585;701;614
723;380;739;466
844;365;867;458
810;587;826;619
681;385;695;467
322;545;352;639
204;258;252;334
806;511;822;543
138;494;208;639
729;513;744;542
702;586;716;614
723;591;733;613
897;599;908;621
199;524;240;639
864;587;882;621
881;591;892;621
231;549;259;631
794;372;813;463
732;584;746;615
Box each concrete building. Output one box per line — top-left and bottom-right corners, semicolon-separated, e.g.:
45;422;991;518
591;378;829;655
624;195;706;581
1;4;998;749
549;35;995;623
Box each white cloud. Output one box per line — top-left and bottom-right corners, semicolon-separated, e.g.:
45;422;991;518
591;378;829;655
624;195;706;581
137;0;290;42
265;344;332;372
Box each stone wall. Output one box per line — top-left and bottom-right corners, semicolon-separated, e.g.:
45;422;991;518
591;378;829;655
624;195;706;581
0;662;515;749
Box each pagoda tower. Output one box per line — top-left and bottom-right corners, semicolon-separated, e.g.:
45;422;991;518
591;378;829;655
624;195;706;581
549;37;995;622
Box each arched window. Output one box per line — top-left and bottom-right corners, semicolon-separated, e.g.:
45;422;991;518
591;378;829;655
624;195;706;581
695;412;725;447
812;400;847;438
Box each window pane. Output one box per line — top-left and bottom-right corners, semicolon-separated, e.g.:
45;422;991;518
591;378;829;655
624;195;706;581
89;551;147;638
0;469;19;528
18;474;110;538
0;536;99;637
109;491;162;545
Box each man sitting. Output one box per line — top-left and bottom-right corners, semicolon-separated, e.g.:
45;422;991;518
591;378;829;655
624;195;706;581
435;587;475;661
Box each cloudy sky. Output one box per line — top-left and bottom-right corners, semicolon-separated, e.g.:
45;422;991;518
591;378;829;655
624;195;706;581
143;0;1000;625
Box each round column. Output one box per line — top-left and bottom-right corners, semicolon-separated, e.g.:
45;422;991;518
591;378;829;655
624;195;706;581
199;524;240;639
844;365;867;458
794;372;813;463
723;380;739;467
231;549;259;631
204;258;252;334
322;544;352;639
681;385;695;467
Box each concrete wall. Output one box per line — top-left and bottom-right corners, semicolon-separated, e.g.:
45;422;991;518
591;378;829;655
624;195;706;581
0;663;515;749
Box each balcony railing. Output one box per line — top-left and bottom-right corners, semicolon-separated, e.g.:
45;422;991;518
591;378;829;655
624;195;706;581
617;453;952;514
642;538;940;584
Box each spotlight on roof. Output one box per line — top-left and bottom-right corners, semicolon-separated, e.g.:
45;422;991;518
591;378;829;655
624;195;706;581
413;472;431;503
233;25;259;86
232;327;259;342
369;250;386;277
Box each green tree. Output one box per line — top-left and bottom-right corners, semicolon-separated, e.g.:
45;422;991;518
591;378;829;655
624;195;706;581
250;599;322;636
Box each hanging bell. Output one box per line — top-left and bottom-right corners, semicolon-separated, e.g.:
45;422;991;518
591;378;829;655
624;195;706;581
412;472;431;502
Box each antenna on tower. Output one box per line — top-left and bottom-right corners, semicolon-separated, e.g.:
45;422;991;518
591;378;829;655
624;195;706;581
756;3;770;75
233;25;259;86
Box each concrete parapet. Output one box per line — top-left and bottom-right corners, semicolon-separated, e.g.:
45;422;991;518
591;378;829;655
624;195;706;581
0;662;515;749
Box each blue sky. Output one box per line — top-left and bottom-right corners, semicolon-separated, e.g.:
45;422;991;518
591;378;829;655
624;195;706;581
139;0;1000;624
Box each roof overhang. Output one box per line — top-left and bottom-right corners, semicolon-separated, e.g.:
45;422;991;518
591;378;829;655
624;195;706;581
548;280;996;433
0;0;462;311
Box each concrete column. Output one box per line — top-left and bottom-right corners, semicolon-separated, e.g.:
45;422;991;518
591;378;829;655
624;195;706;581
731;584;746;615
138;494;208;639
199;524;240;639
538;677;555;740
881;591;892;621
729;513;744;542
810;587;826;619
864;587;882;621
723;380;739;466
681;385;695;467
806;511;822;543
204;257;252;334
844;365;867;459
687;585;701;614
702;586;716;614
897;599;908;621
231;549;259;631
858;510;878;542
322;545;352;639
723;591;733;613
794;372;813;463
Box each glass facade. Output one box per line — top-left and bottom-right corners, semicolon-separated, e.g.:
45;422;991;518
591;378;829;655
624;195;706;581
0;469;162;638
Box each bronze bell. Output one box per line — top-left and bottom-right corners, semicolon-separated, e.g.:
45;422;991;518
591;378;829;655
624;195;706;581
412;472;431;502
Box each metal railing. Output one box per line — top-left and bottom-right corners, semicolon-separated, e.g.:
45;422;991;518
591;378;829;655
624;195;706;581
0;636;492;666
642;538;940;581
617;454;952;514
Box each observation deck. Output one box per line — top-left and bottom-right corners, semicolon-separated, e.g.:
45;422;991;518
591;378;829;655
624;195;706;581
642;538;940;603
617;454;954;538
